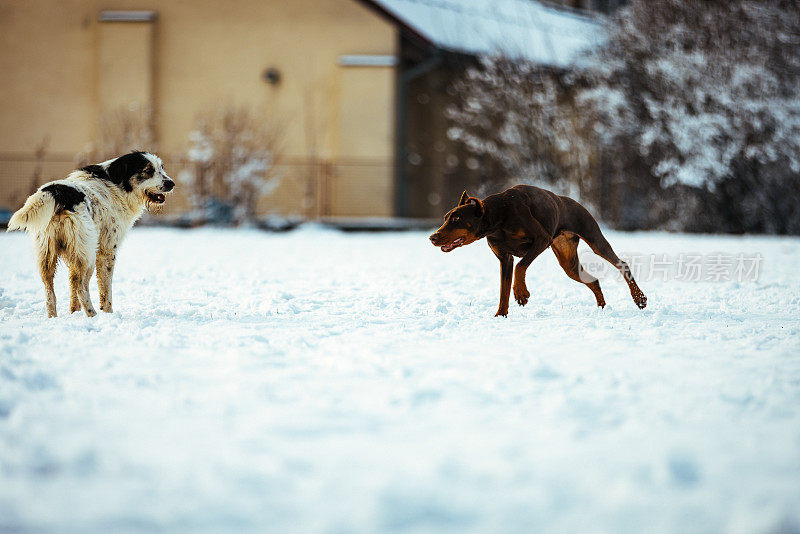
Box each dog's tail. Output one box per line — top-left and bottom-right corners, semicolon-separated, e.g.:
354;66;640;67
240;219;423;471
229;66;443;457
7;190;56;233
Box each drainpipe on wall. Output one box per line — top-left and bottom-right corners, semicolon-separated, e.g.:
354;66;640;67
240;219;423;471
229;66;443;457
394;50;442;218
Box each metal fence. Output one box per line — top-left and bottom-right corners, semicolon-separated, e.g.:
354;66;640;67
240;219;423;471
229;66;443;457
0;153;394;220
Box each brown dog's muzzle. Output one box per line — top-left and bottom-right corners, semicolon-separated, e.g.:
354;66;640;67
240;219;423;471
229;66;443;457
430;230;468;252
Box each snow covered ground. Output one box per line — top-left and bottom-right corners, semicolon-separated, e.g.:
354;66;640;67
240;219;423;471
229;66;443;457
1;227;799;534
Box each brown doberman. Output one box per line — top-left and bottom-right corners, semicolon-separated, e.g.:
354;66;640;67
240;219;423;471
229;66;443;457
429;185;647;317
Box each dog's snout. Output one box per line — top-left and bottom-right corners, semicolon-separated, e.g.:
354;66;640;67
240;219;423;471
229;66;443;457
429;232;440;244
163;180;175;192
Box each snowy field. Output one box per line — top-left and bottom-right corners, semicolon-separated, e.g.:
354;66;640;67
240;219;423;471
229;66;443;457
1;226;799;534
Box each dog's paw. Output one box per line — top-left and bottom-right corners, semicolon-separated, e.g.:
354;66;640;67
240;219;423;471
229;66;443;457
632;290;647;309
514;285;530;306
494;308;508;318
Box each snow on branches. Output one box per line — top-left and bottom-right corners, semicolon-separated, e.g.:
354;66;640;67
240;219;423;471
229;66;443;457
181;106;282;225
447;0;800;233
580;0;800;190
446;56;593;198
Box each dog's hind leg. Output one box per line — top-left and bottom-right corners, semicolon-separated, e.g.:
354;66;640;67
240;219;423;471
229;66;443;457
551;232;605;308
65;257;96;317
68;264;82;313
577;217;647;309
37;246;58;318
67;218;87;314
79;263;97;317
97;250;115;313
63;210;98;317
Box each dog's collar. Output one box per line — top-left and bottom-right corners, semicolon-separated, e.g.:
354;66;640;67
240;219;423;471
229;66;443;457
475;217;500;239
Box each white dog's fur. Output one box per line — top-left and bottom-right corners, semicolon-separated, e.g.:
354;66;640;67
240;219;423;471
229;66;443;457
8;151;174;317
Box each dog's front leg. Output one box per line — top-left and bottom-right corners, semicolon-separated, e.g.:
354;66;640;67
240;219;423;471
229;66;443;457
489;243;513;317
513;237;550;306
97;251;116;313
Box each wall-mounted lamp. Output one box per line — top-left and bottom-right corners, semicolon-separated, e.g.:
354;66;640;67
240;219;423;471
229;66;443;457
262;67;281;85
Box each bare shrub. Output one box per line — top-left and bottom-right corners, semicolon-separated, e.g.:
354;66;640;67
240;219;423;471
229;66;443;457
179;105;282;225
75;104;155;166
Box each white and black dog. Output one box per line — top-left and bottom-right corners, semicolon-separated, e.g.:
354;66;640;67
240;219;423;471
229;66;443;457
8;151;174;317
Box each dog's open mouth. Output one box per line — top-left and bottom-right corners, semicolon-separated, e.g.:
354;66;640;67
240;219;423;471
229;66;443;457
145;191;167;204
441;237;465;252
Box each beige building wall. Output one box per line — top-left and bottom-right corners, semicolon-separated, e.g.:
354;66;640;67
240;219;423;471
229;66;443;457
97;20;155;115
0;0;398;217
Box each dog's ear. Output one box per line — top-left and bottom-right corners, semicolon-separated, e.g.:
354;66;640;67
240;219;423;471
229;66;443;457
468;197;484;217
107;156;136;192
459;191;469;205
107;152;148;192
106;159;127;190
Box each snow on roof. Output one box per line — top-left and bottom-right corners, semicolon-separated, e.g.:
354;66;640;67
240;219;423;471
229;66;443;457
370;0;602;66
